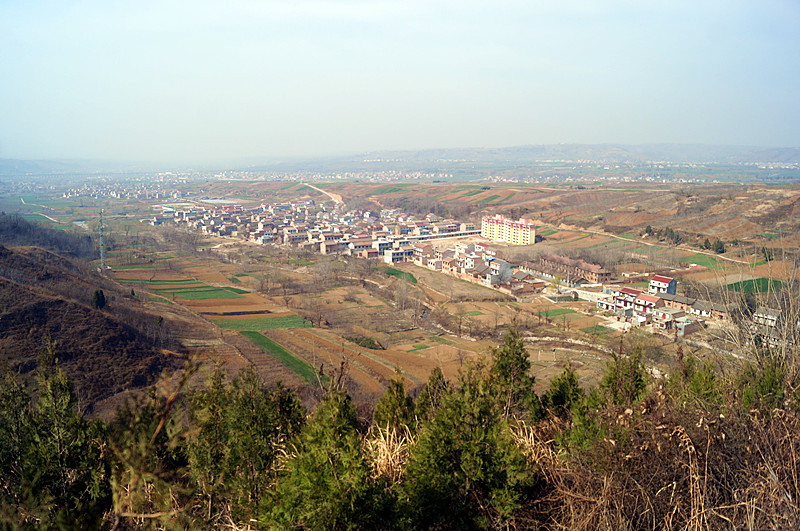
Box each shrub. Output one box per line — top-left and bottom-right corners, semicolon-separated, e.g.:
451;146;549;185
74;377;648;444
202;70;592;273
545;363;585;418
346;336;384;350
398;363;535;529
738;359;785;411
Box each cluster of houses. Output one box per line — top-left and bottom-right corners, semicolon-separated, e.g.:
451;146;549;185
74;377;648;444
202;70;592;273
147;200;481;255
595;275;735;334
750;306;798;350
408;241;546;297
521;254;612;285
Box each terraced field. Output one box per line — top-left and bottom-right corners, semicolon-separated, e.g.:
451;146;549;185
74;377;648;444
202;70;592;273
240;331;320;384
211;314;311;331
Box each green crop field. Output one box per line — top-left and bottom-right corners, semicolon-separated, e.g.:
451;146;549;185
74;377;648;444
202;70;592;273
498;193;515;203
223;287;249;294
580;325;613;335
727;278;783;293
475;194;501;204
165;288;244;300
408;343;431;352
384;267;417;284
373;186;405;194
151;285;215;292
538;308;577;317
19;213;57;224
464;310;484;316
683;253;725;269
240;331;319;384
460;189;483;197
211;315;312;331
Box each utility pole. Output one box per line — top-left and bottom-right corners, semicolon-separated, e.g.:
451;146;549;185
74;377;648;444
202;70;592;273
99;209;107;272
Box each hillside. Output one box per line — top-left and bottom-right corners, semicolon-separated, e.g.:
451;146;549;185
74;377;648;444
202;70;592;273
0;245;181;410
313;182;800;243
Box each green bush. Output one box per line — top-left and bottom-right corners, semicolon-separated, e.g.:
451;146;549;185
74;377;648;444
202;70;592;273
263;391;391;528
600;348;648;407
398;363;535;529
545;363;585;418
373;371;414;434
346;335;384;350
738;359;785;411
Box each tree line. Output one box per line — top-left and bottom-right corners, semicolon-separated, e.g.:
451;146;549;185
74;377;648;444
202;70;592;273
1;327;799;529
0;213;96;258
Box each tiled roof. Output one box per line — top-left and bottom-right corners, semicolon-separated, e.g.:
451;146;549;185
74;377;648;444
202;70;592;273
651;275;674;283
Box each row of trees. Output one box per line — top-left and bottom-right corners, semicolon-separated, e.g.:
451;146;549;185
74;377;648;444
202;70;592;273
700;238;726;253
644;224;682;244
2;327;799;529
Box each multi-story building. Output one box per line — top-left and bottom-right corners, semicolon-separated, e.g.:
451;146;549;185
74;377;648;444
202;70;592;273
481;214;536;245
649;275;677;295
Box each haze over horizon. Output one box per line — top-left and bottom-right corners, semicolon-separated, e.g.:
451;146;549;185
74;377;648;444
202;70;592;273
2;1;799;165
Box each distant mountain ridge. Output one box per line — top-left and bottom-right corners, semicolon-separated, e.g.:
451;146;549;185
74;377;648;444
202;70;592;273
2;144;799;176
0;158;159;176
359;144;800;164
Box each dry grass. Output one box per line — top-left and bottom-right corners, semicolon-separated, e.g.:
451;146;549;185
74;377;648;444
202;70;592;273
508;389;800;530
364;426;414;485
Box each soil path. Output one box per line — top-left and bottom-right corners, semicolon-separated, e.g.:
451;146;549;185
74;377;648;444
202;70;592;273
303;183;343;205
554;224;749;265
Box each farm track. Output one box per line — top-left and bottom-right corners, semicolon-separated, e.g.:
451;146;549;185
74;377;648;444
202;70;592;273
554;224;749;265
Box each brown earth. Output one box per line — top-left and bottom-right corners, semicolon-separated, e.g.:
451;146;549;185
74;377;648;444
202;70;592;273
307;181;800;244
0;246;184;411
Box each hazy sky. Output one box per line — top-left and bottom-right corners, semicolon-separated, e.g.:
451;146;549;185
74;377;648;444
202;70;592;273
2;0;799;163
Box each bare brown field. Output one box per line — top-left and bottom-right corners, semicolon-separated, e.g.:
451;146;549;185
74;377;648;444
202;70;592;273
191;269;233;284
293;328;419;386
685;259;796;285
222;329;304;386
265;328;383;396
394;263;508;301
198;310;295;319
114;271;196;281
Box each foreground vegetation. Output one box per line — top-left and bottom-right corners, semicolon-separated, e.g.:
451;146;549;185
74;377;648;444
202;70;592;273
2;328;799;530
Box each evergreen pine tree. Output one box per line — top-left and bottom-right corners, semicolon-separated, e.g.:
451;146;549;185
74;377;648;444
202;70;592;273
545;363;585;418
415;366;450;425
264;391;390;529
187;367;305;521
373;370;414;433
91;289;106;309
600;347;648;406
399;363;534;529
490;326;542;420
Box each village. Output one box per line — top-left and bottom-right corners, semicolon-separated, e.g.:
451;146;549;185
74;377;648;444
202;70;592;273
140;197;769;340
